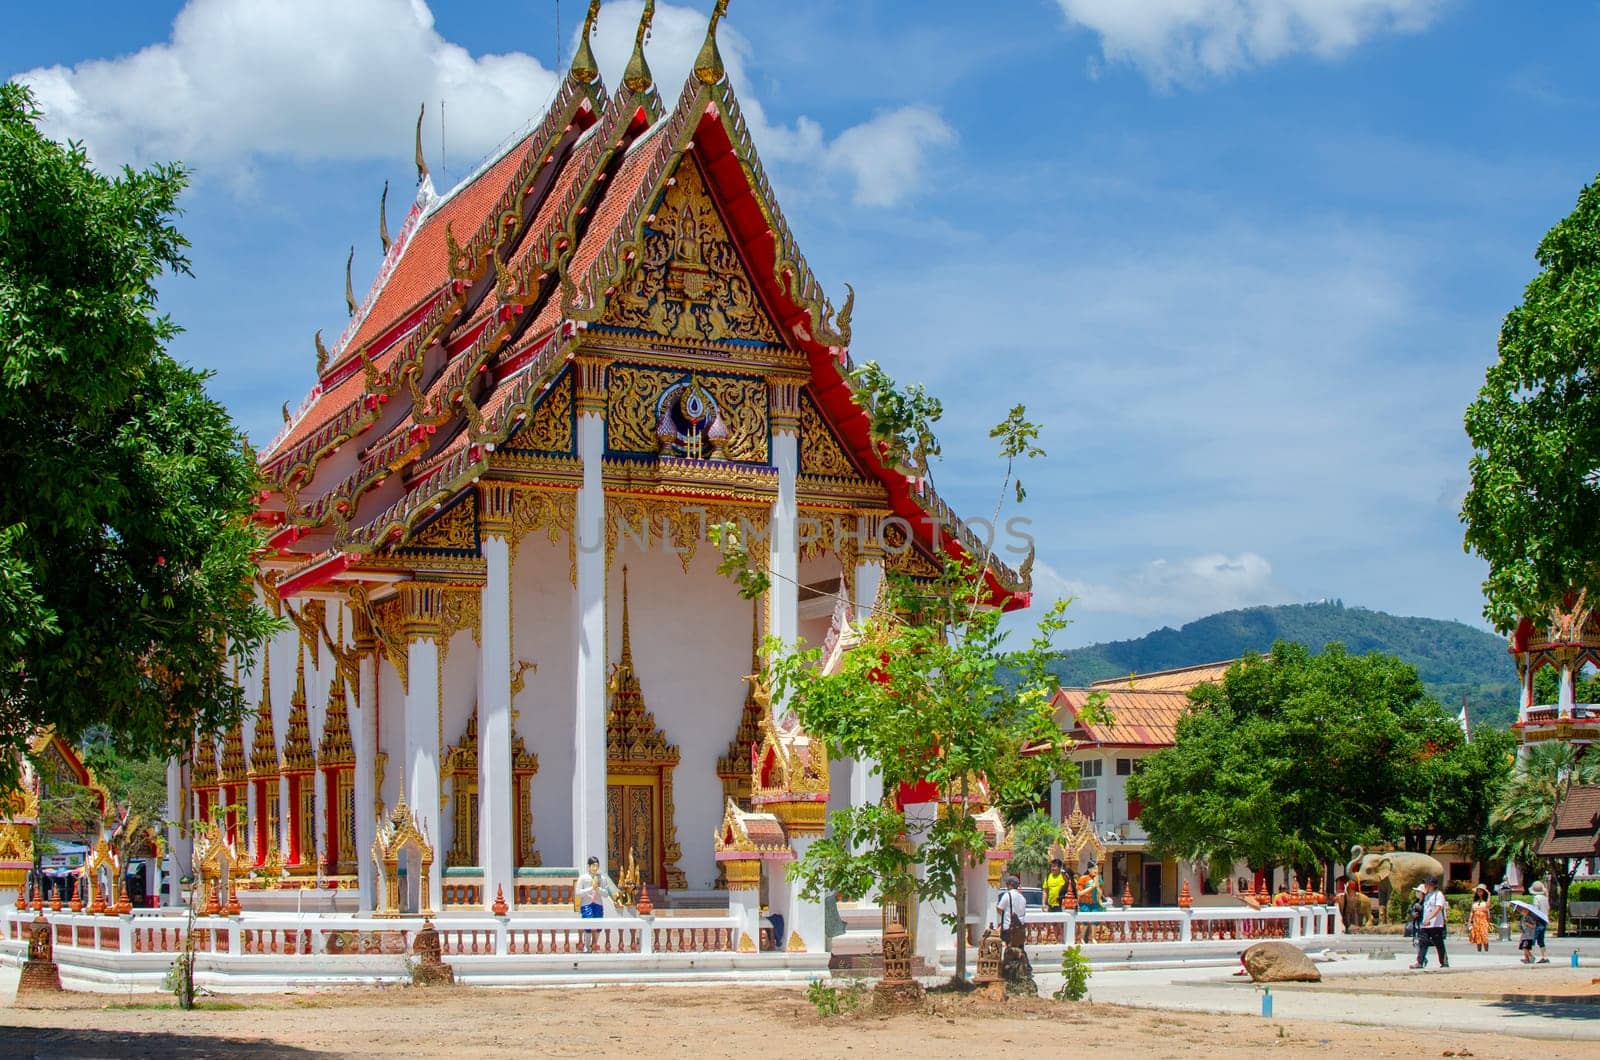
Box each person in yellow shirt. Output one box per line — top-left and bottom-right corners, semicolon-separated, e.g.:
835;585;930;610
1044;859;1070;911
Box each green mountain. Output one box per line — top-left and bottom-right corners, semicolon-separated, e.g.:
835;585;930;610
1051;601;1522;728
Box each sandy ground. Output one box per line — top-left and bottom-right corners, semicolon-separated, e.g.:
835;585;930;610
3;977;1598;1060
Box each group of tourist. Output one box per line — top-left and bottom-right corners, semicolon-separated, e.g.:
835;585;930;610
1408;877;1552;968
1041;859;1106;912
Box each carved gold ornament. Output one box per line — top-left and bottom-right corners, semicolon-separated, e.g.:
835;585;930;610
506;370;575;454
597;157;781;348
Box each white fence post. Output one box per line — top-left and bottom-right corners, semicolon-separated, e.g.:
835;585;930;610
640;914;655;956
1180;909;1192;943
118;916;133;955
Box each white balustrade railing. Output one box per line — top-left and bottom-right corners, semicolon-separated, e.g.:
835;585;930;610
1;905;742;961
1004;905;1337;949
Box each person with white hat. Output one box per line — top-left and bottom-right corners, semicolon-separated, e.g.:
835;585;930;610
1530;880;1551;963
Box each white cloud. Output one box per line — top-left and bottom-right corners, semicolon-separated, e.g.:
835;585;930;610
17;0;954;206
1054;0;1445;85
17;0;558;176
1035;554;1293;620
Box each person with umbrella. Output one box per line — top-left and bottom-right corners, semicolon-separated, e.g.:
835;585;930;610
1510;890;1548;967
1509;885;1551;964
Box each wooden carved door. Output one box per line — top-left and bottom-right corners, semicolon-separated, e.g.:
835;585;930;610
606;775;660;888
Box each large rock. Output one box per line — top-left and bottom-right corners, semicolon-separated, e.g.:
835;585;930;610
1241;941;1321;983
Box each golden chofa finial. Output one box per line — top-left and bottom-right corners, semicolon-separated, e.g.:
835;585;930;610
414;103;429;183
570;0;602;85
378;180;391;253
622;0;655;94
314;329;330;375
694;0;730;85
344;246;358;317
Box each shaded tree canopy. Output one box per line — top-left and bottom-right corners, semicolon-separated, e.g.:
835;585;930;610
0;83;274;782
1462;171;1600;630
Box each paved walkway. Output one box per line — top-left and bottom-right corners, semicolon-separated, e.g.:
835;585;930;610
1034;947;1600;1042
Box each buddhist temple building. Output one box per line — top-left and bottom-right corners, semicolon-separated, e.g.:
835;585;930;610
1509;592;1600;749
163;1;1027;957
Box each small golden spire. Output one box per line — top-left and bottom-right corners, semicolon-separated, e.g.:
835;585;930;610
314;329;330;375
622;0;655;93
694;0;730;85
378;181;391;253
619;564;634;667
414;103;430;183
293;642;307;708
570;0;602;85
344;246;357;317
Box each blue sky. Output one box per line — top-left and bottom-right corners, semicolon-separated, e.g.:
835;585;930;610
6;1;1598;647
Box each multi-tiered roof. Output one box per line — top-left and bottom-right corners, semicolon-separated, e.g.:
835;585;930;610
254;2;1026;609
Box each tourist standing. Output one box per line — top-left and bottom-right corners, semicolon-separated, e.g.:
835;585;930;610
1410;878;1449;969
996;874;1028;949
575;856;618;953
1468;885;1492;952
1044;859;1069;912
1530;880;1551;963
1077;863;1105;912
1518;906;1538;963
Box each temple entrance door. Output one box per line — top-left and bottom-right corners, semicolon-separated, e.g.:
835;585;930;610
605;774;661;888
1142;862;1162;906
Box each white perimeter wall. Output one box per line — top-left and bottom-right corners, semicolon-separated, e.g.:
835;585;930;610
608;542;751;890
512;532;577;868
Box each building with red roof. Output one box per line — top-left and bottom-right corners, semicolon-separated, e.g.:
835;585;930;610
167;3;1027;954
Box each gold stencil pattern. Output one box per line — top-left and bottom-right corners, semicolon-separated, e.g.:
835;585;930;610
409;494;478;552
799;393;861;480
599;157;781;347
508;372;575;453
607;364;768;462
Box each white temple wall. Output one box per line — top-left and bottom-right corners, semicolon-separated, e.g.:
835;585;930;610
512;532;577;868
439;627;479;863
376;658;405;814
611;544;749;891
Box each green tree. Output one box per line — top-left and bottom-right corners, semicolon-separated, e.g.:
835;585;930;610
1129;642;1464;886
715;372;1070;984
1487;740;1600;934
0;83;275;782
1462;171;1600;630
1382;724;1515;857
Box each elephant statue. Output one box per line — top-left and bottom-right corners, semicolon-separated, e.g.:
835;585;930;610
1347;845;1445;914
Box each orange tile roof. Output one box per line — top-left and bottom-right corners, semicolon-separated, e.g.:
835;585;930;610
1054;660;1236;747
1088;660;1237;693
347;138;535;358
1052;688;1193;748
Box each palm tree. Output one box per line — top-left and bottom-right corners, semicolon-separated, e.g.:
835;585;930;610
1488;741;1600;934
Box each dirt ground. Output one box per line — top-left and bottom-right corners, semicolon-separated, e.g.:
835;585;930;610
3;980;1596;1060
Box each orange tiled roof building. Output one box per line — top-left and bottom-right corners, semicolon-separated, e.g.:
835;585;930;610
168;3;1026;950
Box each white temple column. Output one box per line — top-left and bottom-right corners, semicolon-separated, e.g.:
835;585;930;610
478;519;515;909
767;378;803;666
849;534;885;813
402;584;445;912
352;620;379;909
785;833;829;953
905;800;953;968
164;759;187;907
245;781;258;864
573;356;609;869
